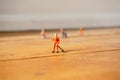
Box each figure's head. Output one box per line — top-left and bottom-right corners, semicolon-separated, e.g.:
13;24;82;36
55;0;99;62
80;27;83;30
60;28;64;32
41;29;45;32
54;33;58;38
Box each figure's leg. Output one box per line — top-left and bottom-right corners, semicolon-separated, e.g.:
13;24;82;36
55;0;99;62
61;33;64;38
52;44;55;53
56;44;59;53
64;32;67;38
43;34;46;38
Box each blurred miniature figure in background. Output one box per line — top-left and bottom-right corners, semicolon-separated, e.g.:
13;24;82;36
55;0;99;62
40;29;46;39
60;28;67;38
52;33;64;53
80;27;84;36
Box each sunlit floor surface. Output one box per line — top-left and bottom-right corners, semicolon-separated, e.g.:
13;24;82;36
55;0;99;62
0;28;120;80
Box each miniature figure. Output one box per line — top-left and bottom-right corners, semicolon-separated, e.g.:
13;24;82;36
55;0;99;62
40;29;46;39
60;28;67;38
80;27;84;36
52;33;64;53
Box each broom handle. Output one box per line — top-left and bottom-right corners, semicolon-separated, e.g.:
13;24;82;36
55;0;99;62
58;45;64;51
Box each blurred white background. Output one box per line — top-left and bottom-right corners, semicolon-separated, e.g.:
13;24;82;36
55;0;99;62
0;0;120;31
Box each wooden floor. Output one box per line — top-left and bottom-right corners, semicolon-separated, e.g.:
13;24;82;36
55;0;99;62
0;28;120;80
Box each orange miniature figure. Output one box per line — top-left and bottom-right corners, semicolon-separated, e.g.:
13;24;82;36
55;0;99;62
52;33;64;53
80;27;84;36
